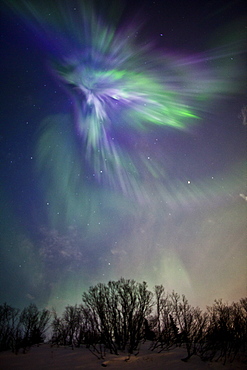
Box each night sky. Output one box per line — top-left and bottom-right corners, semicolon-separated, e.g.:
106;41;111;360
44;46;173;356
1;0;246;314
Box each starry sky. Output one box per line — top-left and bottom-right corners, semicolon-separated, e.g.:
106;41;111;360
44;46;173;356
0;0;246;314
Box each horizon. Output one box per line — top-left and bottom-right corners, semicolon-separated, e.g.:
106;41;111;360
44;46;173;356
0;0;246;314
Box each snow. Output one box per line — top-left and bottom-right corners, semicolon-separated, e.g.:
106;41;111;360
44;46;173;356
0;343;245;370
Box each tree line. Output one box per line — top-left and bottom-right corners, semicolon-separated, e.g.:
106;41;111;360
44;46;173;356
0;278;246;364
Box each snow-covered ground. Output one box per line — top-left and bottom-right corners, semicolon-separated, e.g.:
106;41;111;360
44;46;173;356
0;343;245;370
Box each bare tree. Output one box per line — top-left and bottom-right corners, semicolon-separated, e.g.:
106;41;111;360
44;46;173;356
81;278;153;356
169;292;208;361
0;303;20;352
0;303;50;354
19;304;50;352
149;290;208;360
201;298;247;364
1;284;245;366
149;286;177;351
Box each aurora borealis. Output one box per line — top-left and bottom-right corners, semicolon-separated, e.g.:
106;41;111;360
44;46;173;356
0;0;246;314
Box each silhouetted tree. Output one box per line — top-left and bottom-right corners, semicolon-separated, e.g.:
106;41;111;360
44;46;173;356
82;278;153;356
1;282;246;365
201;298;247;364
0;303;20;352
19;303;50;352
51;310;69;347
149;289;208;359
144;318;155;341
0;303;50;354
150;287;183;352
169;292;208;361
